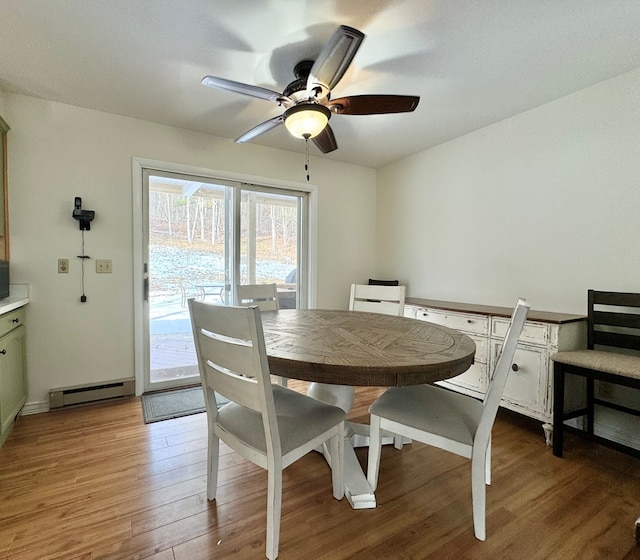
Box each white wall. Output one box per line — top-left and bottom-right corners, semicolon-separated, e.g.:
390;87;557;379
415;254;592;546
376;68;640;315
7;68;638;413
3;93;376;408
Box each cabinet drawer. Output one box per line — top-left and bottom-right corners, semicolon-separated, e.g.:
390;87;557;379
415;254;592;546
491;317;548;345
416;308;489;336
0;308;25;338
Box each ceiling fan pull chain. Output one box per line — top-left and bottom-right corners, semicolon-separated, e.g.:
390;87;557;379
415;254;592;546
305;136;310;182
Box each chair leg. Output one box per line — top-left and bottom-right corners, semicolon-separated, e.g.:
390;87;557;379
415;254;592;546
485;436;492;486
367;414;383;491
471;451;487;541
207;432;220;500
266;467;282;560
587;376;595;436
552;363;565;457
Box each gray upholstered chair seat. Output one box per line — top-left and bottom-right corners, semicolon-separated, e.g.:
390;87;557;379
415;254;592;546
369;385;484;448
552;350;640;380
218;384;347;455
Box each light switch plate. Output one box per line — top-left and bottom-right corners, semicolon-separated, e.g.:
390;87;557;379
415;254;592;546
96;259;112;273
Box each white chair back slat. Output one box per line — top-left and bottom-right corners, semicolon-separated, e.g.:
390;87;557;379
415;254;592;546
237;283;279;311
200;355;261;412
349;283;406;316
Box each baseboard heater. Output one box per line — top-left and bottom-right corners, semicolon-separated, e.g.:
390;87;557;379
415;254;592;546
49;378;135;409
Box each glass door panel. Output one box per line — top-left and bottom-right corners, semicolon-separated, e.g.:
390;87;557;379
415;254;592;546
240;189;299;309
142;169;308;393
147;174;231;389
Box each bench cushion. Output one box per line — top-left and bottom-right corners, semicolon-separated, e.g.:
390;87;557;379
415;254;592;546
551;350;640;380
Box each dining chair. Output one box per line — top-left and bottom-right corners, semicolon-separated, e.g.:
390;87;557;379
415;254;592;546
349;282;406;315
188;300;345;560
237;282;287;386
366;297;529;541
237;283;279;311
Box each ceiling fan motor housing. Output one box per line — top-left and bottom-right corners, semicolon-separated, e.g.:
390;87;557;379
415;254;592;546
284;60;326;101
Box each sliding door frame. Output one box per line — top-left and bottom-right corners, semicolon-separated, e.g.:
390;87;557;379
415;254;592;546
132;157;318;396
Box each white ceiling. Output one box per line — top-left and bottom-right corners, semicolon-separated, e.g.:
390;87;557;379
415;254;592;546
1;0;639;168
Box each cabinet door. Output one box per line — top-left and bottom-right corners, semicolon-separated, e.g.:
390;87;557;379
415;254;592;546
0;325;26;435
490;339;548;419
403;305;417;319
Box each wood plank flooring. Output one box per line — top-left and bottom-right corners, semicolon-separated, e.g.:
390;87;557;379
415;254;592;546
1;382;639;560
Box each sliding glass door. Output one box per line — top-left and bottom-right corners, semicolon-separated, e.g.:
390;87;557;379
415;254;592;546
140;167;309;393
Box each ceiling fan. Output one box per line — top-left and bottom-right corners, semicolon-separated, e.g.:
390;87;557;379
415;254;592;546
201;25;420;154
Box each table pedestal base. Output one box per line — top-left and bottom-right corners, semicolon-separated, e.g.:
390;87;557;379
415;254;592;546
308;382;408;509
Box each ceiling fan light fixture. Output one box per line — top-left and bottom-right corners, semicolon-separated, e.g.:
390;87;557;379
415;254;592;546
284;104;330;139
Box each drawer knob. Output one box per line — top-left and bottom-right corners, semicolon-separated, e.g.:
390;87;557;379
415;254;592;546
11;318;20;323
0;349;6;355
511;363;519;372
467;319;472;324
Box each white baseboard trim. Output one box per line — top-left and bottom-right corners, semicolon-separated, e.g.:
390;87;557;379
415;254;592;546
21;401;49;415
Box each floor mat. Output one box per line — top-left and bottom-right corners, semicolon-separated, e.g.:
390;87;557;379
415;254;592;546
141;386;227;423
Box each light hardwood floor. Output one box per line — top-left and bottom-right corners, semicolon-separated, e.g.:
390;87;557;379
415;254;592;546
1;382;639;560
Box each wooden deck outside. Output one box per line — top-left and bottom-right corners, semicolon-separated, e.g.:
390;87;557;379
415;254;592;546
150;288;296;383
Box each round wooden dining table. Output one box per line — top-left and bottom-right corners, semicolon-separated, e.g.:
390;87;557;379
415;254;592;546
260;309;476;509
261;309;475;384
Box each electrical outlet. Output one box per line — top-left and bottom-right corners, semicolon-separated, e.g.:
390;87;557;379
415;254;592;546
58;258;69;273
96;259;112;273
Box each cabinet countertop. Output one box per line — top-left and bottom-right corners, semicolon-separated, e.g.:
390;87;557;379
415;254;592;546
0;296;29;315
406;297;585;324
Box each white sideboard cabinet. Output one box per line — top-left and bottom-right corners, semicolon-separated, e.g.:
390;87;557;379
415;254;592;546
0;305;27;447
405;298;586;442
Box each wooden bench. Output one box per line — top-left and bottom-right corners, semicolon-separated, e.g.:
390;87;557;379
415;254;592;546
551;290;640;458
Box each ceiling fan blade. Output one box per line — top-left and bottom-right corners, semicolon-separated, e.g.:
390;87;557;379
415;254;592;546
307;26;365;99
312;125;338;154
235;115;284;144
325;95;420;115
201;76;291;105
